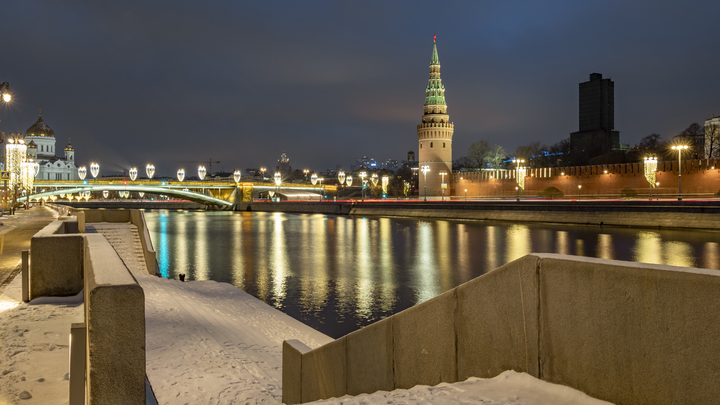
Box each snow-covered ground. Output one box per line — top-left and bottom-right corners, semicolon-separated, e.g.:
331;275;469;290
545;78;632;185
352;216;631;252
310;370;613;405
0;273;83;404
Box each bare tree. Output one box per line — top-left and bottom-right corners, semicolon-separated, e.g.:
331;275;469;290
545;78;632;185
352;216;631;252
514;141;542;167
467;140;491;168
706;120;719;159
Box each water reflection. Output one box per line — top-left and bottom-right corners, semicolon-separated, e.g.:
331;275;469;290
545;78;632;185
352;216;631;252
144;211;720;339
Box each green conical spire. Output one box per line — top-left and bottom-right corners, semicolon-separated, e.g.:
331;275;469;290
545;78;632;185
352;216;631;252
424;35;446;107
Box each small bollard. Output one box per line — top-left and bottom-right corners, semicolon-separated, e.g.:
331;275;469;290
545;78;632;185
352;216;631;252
69;322;86;405
179;274;185;282
21;250;29;303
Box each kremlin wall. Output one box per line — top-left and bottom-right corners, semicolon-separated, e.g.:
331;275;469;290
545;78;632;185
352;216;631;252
450;158;720;198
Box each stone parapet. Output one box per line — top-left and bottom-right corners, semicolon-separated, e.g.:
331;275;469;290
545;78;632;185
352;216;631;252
284;254;720;405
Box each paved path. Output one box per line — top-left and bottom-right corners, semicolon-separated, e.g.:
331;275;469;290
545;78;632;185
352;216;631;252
87;222;333;404
0;207;56;293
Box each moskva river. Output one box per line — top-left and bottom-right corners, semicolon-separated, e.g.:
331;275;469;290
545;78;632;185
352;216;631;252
144;210;720;338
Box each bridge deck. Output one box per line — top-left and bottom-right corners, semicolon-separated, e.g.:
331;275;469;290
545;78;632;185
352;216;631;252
86;222;332;404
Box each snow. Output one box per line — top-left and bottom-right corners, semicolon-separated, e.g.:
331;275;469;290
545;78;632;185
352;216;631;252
309;370;614;405
0;273;83;405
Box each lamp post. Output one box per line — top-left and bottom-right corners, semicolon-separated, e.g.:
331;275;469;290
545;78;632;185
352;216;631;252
274;172;282;202
310;173;318;186
439;171;447;201
260;167;266;181
512;159;525;202
421;165;430;201
146;164;155;180
177;168;185;182
78;167;87;181
198;166;207;181
0;84;10;212
233;170;242;183
90;163;99;179
578;184;582;199
359;171;367;201
671;145;689;201
465;188;467;201
303;169;309;182
656;182;660;200
129;167;138;181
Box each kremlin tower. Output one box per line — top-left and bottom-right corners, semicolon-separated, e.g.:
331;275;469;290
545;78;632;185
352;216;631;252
417;35;453;198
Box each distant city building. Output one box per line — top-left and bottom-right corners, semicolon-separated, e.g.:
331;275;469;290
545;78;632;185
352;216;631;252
276;152;291;175
705;115;720;159
570;73;621;157
23;112;78;181
417;36;453;197
382;159;399;171
351;155;377;172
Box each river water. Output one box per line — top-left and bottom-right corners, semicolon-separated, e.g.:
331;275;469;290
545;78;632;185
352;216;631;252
144;210;720;338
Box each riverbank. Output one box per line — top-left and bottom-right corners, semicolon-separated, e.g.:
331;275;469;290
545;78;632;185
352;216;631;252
235;200;720;230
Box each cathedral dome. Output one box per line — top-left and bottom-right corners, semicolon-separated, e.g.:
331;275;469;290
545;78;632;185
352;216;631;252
27;140;37;149
64;141;74;151
26;113;55;137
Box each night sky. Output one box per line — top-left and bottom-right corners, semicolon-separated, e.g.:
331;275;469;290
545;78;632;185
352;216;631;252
2;1;718;176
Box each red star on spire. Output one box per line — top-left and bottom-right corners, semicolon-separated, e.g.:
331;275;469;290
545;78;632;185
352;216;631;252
433;34;436;42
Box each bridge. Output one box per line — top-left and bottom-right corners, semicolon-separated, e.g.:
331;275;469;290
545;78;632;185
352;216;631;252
17;179;337;208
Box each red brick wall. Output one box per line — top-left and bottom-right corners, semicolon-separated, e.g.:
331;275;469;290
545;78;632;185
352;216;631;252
451;159;720;198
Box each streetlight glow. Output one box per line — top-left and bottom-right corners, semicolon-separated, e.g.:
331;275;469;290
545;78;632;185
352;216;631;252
421;165;430;201
78;167;87;181
338;171;346;186
177;168;185;182
233;170;242;183
129;167;138;181
90;163;99;178
671;145;689;201
198;166;207;181
146;164;155;179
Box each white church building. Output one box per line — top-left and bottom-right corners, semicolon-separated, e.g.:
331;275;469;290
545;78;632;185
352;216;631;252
23;112;79;181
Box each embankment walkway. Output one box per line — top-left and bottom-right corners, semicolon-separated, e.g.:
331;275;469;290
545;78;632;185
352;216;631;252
86;222;333;404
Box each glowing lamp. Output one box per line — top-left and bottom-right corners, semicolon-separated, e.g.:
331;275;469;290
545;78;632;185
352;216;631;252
274;172;282;186
381;176;389;194
2;93;10;103
78;167;87;181
338;171;346;186
103;190;109;198
198;166;207;181
346;175;353;187
139;192;145;198
233;170;242;183
90;163;99;178
177;169;185;182
371;173;379;186
310;173;318;186
146;164;155;179
129;167;138;181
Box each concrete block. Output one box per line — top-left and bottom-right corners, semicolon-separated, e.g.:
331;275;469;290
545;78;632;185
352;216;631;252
30;233;84;299
84;234;145;404
283;340;311;405
130;210;158;274
537;254;720;405
393;288;457;389
346;317;393;395
63;216;79;234
456;254;540;380
84;209;131;224
74;210;85;233
302;337;347;402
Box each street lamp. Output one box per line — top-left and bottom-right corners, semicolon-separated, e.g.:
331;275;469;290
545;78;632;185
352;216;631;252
1;82;11;103
656;182;660;200
146;164;155;179
310;173;318;186
512;159;525;202
129;167;138;181
439;171;447;201
198;166;207;181
78;167;87;181
303;169;309;182
274;172;282;201
90;163;99;179
465;188;467;201
346;175;353;187
233;170;242;183
338;171;346;186
260;167;266;180
421;165;430;201
177;168;185;182
359;172;367;200
578;184;582;199
671;145;689;201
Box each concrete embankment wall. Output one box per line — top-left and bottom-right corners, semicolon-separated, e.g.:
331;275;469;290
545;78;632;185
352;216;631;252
233;201;720;230
284;254;720;405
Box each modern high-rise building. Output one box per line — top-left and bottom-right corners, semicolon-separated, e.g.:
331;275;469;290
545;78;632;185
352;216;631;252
417;36;453;197
570;73;620;159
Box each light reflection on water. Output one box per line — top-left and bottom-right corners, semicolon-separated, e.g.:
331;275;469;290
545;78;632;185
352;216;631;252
145;210;720;338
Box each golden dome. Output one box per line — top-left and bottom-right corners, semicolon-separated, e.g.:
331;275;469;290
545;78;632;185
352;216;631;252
26;113;55;137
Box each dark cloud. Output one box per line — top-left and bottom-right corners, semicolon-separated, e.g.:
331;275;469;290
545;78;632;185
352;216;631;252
1;0;719;175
